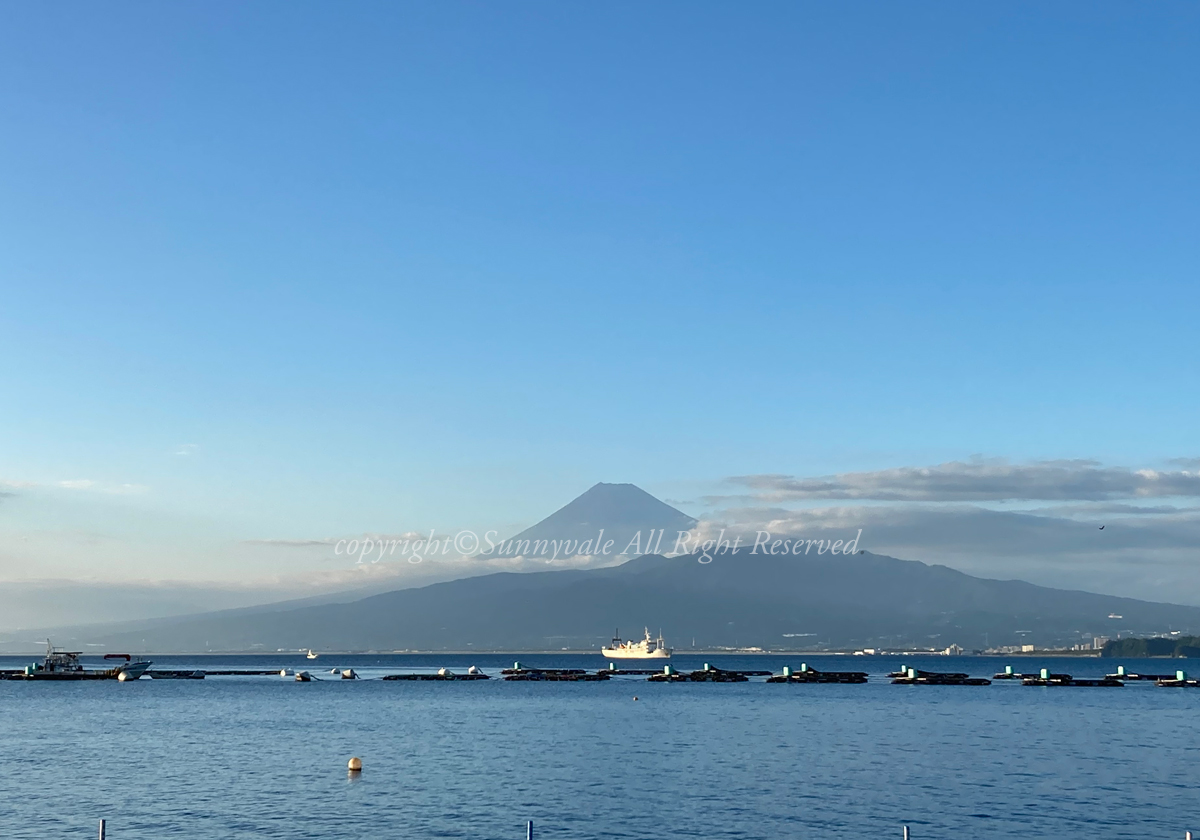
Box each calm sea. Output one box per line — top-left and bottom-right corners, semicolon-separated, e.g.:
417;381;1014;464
1;654;1196;839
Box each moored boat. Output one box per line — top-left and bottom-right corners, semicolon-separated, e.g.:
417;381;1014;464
14;641;151;681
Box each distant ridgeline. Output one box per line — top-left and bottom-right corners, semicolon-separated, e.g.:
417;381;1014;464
1102;637;1200;658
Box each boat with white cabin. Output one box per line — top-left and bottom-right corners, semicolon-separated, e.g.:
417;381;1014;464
601;628;672;659
13;641;151;680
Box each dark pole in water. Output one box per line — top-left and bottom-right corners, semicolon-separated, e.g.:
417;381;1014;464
527;820;533;840
99;819;106;840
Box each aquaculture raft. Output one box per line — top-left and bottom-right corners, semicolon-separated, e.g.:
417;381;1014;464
1155;670;1200;687
1108;665;1179;682
202;669;281;676
505;670;610;681
993;665;1039;680
767;664;868;684
891;668;990;686
1022;669;1122;687
383;668;489;681
147;670;206;680
647;665;750;682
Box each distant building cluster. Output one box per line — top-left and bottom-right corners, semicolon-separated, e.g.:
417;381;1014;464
983;637;1111;655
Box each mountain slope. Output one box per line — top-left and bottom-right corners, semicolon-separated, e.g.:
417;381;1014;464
75;549;1200;652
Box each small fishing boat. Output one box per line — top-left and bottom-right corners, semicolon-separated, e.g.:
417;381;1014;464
15;641;151;681
306;650;319;659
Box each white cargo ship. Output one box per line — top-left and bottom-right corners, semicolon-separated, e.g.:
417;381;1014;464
601;628;672;659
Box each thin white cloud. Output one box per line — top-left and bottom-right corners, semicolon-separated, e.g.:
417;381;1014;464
63;480;148;495
174;444;199;456
2;478;150;495
105;483;148;495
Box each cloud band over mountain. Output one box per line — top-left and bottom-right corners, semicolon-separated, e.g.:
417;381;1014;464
726;458;1200;502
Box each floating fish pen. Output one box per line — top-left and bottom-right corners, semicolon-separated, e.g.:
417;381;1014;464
203;669;285;676
646;665;689;682
500;662;587;677
683;666;748;682
383;667;489;681
505;671;610;681
993;665;1039;680
147;670;205;680
767;664;868;684
654;662;778;682
891;668;990;686
1156;670;1200;687
1107;665;1178;682
603;668;665;675
1022;668;1122;687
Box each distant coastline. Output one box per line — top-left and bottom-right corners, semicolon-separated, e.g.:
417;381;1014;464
1102;636;1200;658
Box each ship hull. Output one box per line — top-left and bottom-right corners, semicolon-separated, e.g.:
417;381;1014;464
600;648;671;659
118;661;152;680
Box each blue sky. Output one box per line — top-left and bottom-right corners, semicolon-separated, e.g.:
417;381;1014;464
1;4;1198;610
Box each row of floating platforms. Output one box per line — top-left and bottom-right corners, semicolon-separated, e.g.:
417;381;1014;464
1104;664;1200;686
9;656;1200;687
991;663;1200;687
993;665;1112;686
209;663;1200;687
992;668;1119;687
